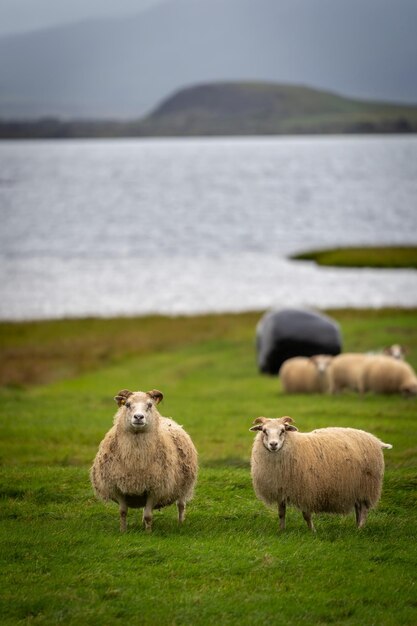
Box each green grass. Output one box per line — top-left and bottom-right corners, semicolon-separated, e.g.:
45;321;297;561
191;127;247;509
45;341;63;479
1;309;417;624
291;246;417;269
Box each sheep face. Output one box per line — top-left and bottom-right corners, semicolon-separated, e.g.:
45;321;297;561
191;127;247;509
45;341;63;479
114;389;164;433
401;382;417;397
383;344;406;360
310;354;333;374
250;416;298;452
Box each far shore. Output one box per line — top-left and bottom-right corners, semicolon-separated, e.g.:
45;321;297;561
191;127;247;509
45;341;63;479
291;245;417;269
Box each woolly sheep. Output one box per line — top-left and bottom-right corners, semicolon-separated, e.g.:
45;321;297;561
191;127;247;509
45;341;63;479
90;389;198;532
250;416;392;531
328;353;370;393
279;355;333;393
361;355;417;396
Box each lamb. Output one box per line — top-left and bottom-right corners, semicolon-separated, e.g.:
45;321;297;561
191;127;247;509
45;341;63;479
90;388;198;532
361;355;417;396
328;353;370;393
279;355;333;393
250;416;392;531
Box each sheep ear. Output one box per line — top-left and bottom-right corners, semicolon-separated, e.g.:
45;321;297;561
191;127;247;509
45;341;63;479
147;389;163;404
250;416;266;432
114;389;132;406
282;416;298;431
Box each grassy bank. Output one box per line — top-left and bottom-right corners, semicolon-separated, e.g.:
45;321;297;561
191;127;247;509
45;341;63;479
1;310;417;624
291;246;417;269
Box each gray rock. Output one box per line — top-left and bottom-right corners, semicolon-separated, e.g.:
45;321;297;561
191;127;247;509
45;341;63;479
256;308;342;374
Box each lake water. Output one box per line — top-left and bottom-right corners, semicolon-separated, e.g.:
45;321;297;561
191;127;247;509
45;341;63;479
0;135;416;320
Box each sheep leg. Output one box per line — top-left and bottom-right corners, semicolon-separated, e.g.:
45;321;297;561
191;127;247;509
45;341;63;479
278;501;286;530
302;511;315;532
119;499;128;533
142;497;154;533
355;502;369;529
177;500;186;524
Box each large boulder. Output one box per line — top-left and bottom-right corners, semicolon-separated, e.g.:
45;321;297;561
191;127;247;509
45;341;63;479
256;308;342;375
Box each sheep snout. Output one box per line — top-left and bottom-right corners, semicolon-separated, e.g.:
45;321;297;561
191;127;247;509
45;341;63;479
131;413;147;428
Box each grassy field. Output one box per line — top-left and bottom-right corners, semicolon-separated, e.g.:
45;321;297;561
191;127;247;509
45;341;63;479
1;309;417;625
291;246;417;269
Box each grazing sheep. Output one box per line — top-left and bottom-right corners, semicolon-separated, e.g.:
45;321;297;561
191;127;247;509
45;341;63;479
361;355;417;396
328;353;370;393
250;416;392;531
90;389;198;532
279;355;333;393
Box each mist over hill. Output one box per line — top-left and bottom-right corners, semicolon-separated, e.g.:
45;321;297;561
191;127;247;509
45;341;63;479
0;0;416;120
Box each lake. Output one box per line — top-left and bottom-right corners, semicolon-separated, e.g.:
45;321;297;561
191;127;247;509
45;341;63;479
0;135;416;320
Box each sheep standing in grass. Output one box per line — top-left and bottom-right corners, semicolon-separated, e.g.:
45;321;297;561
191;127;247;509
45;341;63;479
91;389;198;532
361;355;417;396
328;353;369;393
279;355;333;393
250;416;392;531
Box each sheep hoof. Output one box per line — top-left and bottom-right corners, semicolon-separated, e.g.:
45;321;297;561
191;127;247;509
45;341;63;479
143;515;153;533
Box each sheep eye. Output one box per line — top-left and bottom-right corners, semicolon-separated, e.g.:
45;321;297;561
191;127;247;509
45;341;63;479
125;402;131;409
147;402;152;410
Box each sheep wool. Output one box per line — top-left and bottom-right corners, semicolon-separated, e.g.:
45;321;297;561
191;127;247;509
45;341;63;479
361;355;417;396
91;389;198;532
250;416;392;531
279;355;333;393
328;353;370;393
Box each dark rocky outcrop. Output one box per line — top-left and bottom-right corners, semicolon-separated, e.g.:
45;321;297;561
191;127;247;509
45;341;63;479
256;308;342;375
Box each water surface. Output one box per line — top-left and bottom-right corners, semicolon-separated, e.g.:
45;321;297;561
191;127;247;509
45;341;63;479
1;135;416;319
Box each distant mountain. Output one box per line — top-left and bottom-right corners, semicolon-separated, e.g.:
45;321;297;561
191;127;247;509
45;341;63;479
1;82;417;138
0;0;417;119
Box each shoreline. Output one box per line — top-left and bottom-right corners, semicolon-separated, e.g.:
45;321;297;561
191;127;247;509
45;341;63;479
291;245;417;269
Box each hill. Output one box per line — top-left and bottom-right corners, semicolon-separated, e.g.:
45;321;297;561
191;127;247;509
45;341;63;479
1;82;417;138
137;82;417;136
0;0;417;120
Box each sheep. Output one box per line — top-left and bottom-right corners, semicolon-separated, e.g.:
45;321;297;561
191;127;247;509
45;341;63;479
366;344;406;360
250;416;392;531
90;388;198;532
382;344;406;360
328;353;370;394
279;355;333;393
361;355;417;396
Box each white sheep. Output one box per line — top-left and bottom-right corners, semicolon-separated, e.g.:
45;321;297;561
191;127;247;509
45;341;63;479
279;355;333;393
328;353;370;393
361;355;417;396
90;389;198;532
250;416;392;531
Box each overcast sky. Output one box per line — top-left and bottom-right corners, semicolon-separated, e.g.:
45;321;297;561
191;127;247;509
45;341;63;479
0;0;167;35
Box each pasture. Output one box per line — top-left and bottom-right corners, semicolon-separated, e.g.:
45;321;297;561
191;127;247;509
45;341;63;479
1;309;416;625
